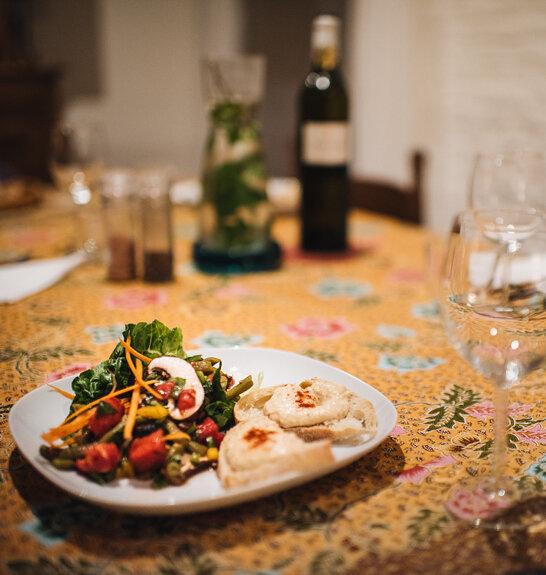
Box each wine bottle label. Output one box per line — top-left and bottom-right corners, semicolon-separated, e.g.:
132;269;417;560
302;122;349;166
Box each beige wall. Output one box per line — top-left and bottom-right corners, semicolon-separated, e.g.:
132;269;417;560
348;0;546;231
426;0;546;231
65;0;243;172
54;0;546;230
346;0;413;185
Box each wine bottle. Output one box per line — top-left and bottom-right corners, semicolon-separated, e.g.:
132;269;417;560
298;14;349;252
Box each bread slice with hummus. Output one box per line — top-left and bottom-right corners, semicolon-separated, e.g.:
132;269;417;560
234;378;376;444
218;415;334;488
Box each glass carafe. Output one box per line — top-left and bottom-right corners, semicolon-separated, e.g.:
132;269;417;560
193;55;281;273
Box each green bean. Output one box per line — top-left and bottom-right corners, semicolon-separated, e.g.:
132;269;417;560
226;375;254;400
196;370;207;385
99;418;126;443
57;446;85;460
168;444;185;458
165;420;181;435
52;458;75;470
165;460;182;483
191;361;214;375
188;441;207;456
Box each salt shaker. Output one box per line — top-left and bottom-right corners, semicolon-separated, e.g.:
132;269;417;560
101;169;137;281
139;170;174;282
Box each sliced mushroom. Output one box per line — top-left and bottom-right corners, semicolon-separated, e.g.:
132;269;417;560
148;356;204;420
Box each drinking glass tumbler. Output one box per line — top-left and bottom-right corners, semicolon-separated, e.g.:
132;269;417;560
139;170;174;283
101;169;137;281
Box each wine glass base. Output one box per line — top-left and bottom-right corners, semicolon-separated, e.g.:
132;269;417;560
445;477;542;531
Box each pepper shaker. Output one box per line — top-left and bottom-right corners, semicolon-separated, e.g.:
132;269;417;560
139;170;174;282
101;169;137;281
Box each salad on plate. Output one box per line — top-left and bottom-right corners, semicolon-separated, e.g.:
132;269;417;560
39;320;254;487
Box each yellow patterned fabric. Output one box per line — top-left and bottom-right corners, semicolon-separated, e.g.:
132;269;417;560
0;204;544;575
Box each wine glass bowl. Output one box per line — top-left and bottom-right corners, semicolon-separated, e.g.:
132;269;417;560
50;121;106;255
475;208;544;247
50;122;105;204
470;151;546;216
440;210;546;528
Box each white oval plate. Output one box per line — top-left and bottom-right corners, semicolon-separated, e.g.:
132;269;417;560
9;347;397;515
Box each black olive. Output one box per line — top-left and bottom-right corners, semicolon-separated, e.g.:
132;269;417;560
133;421;161;437
150;368;170;381
39;445;61;461
82;429;94;443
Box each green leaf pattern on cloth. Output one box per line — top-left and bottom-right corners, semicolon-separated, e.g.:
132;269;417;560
425;385;482;431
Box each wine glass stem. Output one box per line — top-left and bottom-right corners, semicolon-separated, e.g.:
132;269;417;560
492;383;509;489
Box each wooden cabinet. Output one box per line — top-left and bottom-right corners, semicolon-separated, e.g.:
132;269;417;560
0;66;60;181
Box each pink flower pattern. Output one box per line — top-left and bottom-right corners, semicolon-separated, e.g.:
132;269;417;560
12;229;55;249
104;289;168;310
397;455;456;484
513;423;546;445
445;485;511;521
45;363;92;384
281;317;355;340
387;268;424;284
215;284;253;300
466;401;532;421
390;424;408;437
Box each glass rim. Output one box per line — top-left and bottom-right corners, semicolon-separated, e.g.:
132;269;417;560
474;150;546;163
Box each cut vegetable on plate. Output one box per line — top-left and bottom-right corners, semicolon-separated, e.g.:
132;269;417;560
9;344;397;514
39;320;254;487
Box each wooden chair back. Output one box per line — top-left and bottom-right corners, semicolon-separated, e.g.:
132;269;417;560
350;151;424;224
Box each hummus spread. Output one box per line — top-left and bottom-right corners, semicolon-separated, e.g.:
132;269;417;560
263;378;349;428
223;416;297;472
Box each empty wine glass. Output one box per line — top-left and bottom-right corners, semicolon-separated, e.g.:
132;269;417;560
50;121;106;255
51;121;105;204
470;152;545;299
440;209;546;529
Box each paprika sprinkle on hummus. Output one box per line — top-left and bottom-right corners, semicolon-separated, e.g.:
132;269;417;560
243;427;276;448
295;389;316;408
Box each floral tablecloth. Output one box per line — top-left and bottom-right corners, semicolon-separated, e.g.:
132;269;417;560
1;204;544;575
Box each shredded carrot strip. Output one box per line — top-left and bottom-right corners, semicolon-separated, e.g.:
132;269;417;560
47;384;75;400
119;338;151;364
42;410;94;444
124;338;163;400
47;338;155;443
125;336;137;372
62;384;138;424
124;359;142;440
162;432;191;442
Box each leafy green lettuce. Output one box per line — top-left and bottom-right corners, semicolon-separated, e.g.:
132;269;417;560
71;361;112;406
204;363;236;430
71;320;185;406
